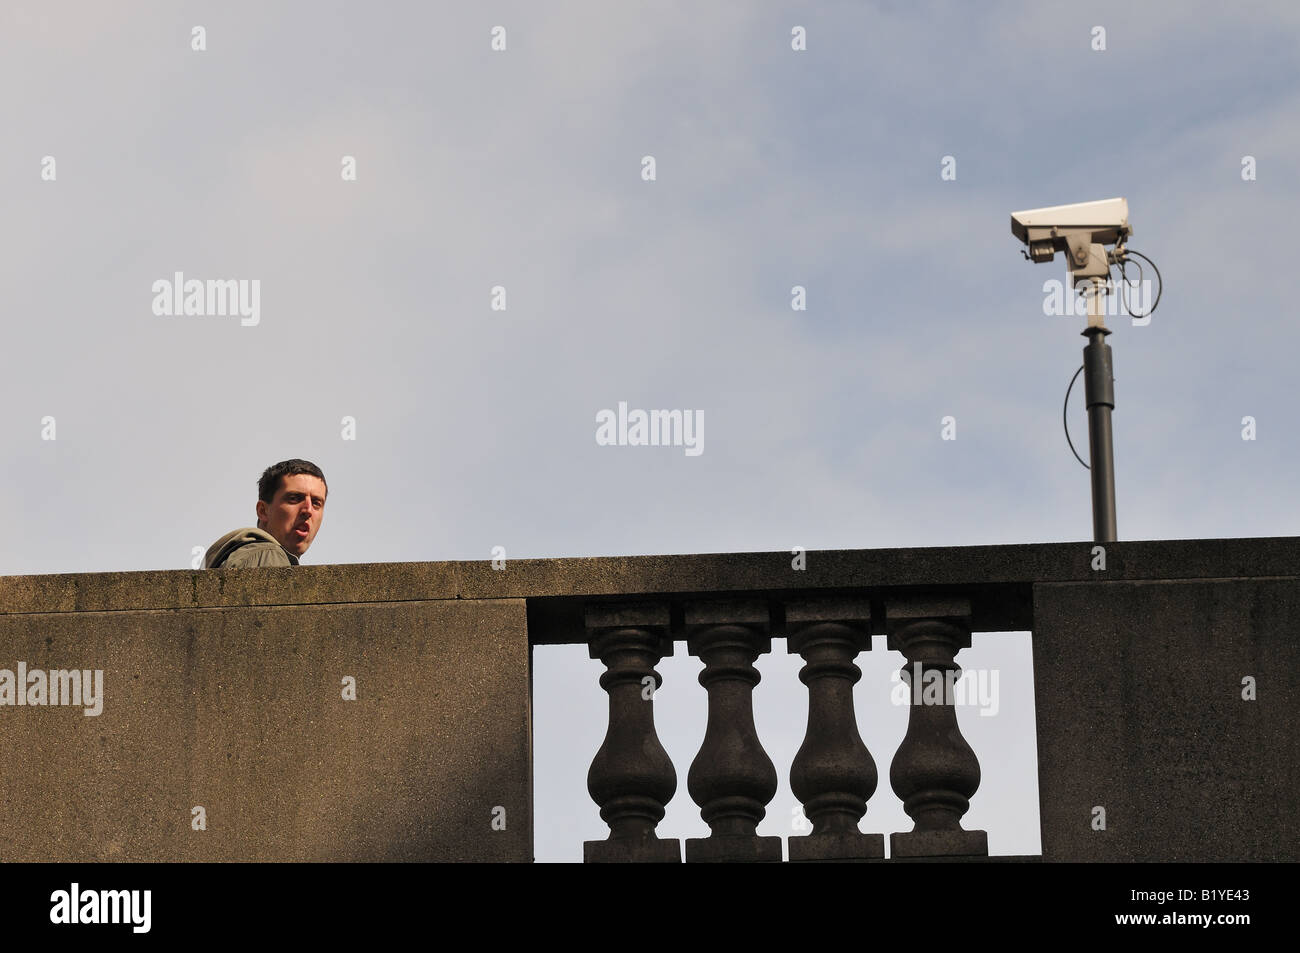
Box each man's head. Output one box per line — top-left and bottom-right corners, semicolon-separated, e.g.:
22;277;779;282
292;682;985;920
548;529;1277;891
255;459;327;557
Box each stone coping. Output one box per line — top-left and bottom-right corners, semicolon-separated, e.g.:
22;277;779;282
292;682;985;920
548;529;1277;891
2;537;1295;636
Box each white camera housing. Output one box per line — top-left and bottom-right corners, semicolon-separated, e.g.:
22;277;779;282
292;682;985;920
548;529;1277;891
1011;197;1130;248
1011;197;1131;285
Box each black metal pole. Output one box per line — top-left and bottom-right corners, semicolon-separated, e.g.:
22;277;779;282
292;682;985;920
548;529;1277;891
1082;325;1117;542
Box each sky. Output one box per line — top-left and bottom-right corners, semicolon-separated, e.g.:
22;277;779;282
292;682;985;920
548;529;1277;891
2;1;1297;862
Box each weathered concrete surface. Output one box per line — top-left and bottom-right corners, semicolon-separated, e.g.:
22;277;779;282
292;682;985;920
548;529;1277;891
3;536;1297;863
0;598;531;862
0;562;459;614
4;536;1298;640
1032;578;1299;861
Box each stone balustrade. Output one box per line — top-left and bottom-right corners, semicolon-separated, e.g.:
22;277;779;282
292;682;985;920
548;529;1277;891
1;536;1296;862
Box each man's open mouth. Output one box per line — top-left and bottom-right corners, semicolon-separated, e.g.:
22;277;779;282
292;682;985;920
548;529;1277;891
295;526;309;536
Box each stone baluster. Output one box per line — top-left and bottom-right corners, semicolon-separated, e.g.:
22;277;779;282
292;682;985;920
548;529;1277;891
583;602;681;862
684;599;781;862
886;597;988;857
785;597;885;861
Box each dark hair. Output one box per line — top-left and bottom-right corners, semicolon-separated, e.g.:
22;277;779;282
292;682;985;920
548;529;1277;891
258;459;328;504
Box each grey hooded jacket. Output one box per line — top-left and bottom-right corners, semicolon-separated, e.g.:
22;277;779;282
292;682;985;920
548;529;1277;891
203;527;299;569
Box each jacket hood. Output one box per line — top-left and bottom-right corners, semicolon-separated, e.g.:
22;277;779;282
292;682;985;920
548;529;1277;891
203;527;299;569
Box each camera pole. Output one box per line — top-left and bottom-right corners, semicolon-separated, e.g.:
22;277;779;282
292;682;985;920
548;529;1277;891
1081;279;1117;543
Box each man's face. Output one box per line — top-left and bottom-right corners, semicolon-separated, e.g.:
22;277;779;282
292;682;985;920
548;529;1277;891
257;473;326;557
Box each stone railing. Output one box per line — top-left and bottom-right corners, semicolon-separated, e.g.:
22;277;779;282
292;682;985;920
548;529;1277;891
1;536;1296;862
580;594;990;862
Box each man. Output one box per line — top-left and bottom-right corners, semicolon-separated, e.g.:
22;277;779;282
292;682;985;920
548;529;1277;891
203;459;327;569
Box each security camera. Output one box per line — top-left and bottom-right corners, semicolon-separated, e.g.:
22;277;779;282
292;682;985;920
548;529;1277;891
1010;197;1131;277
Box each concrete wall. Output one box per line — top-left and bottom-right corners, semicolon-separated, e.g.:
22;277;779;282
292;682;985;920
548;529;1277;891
1032;578;1299;861
0;574;532;862
3;537;1297;862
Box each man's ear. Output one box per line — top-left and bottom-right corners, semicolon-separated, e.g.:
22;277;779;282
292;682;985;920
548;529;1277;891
255;500;268;527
